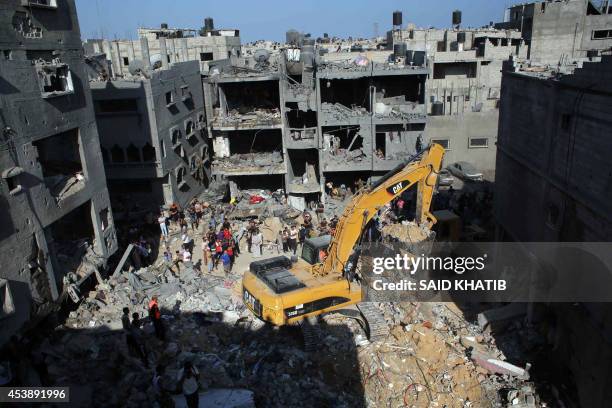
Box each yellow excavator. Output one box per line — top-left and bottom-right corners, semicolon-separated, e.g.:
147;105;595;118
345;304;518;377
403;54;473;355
242;144;445;342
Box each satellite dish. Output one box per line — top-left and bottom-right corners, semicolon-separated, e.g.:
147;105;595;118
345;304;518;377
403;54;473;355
149;53;163;70
128;59;150;78
253;49;270;64
253;49;271;70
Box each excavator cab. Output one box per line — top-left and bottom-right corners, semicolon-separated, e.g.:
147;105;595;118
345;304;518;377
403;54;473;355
300;235;331;265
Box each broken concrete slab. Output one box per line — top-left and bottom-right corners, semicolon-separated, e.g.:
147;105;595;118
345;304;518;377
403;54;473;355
471;350;531;380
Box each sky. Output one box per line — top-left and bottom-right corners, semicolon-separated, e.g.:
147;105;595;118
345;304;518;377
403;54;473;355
75;0;521;43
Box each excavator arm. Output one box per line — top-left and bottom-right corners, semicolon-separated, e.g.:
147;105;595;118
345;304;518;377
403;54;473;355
319;143;445;276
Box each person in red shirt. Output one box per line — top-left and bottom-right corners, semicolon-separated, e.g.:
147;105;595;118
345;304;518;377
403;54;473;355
148;296;165;340
214;240;223;268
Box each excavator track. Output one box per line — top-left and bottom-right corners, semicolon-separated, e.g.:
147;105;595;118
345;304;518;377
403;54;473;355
300;317;322;352
357;302;390;341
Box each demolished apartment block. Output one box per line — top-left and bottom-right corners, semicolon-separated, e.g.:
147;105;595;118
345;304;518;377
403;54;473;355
495;54;612;408
202;37;428;209
83;18;240;76
0;0;117;345
88;53;210;209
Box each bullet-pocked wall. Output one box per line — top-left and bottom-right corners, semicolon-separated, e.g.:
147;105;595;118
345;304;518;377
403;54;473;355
0;0;117;345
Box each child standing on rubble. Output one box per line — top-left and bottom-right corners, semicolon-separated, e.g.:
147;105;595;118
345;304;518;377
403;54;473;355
221;250;231;275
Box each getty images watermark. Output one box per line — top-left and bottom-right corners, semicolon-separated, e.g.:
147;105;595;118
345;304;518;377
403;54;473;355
359;242;612;302
370;253;507;292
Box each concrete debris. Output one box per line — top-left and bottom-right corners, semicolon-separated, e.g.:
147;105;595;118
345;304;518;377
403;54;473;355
4;186;549;407
213;151;284;173
471;350;531;380
321;102;368;120
213;108;281;128
381;221;434;243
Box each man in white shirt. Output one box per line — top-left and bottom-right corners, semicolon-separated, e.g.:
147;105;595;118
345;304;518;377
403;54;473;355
158;213;168;237
177;361;199;407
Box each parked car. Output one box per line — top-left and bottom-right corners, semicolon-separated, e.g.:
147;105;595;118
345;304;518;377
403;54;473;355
437;169;455;186
447;162;484;181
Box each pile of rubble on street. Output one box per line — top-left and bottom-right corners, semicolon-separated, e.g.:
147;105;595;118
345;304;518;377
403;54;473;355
3;185;556;407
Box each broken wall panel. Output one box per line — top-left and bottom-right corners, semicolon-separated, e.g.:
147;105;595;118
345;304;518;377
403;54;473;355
287;149;320;193
373;124;422;170
321;125;372;171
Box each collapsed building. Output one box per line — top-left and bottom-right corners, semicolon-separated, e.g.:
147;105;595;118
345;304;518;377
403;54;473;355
88;55;209;210
495;54;612;407
83;18;241;76
0;0;117;345
202;35;428;209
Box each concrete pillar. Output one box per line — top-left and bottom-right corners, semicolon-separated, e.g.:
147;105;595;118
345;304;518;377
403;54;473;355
102;40;114;77
168;38;176;64
160;38;169;69
181;38;189;61
35;230;58;301
127;40;136;65
111;41;122;76
140;37;151;69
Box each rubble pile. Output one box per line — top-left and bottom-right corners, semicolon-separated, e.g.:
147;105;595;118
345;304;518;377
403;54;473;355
318;60;372;73
321;302;543;407
321;102;369;120
212;151;284;173
8;184;552;407
213;108;281;128
381;221;434;243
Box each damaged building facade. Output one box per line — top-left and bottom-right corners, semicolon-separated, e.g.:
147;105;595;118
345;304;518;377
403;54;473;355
388;11;528;178
495;55;612;407
0;0;117;344
203;37;428;208
89;56;209;209
497;0;612;64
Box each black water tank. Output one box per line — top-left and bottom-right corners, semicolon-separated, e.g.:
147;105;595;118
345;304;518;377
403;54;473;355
452;10;462;26
432;101;444;116
457;32;466;43
393;43;407;60
413;50;426;66
393;11;403;26
204;17;214;31
323;33;329;38
286;29;301;45
161;23;168;29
